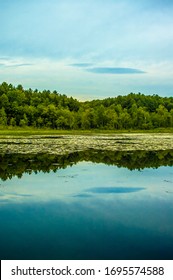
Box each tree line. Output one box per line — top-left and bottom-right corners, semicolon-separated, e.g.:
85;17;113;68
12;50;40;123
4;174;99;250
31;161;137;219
0;81;173;130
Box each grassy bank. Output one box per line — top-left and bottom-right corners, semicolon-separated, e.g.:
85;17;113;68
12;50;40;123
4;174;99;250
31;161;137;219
0;127;173;136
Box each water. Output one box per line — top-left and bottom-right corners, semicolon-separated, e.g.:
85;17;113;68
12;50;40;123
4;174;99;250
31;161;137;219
0;150;173;260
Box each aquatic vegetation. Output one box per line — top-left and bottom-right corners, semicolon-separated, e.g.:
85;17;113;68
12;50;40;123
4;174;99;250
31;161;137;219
0;133;173;155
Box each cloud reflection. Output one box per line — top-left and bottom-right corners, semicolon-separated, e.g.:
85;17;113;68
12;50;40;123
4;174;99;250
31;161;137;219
86;187;145;194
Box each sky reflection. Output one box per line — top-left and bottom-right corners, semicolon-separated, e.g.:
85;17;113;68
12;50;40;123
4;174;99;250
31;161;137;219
86;186;145;194
0;162;173;203
0;161;173;259
0;195;173;260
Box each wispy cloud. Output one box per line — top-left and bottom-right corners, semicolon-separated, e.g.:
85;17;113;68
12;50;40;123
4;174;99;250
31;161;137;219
8;63;33;68
69;63;93;68
0;58;33;68
87;67;146;74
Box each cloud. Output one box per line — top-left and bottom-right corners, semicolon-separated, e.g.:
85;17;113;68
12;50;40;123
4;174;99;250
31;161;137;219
69;63;93;68
0;57;33;68
87;67;146;74
8;63;33;67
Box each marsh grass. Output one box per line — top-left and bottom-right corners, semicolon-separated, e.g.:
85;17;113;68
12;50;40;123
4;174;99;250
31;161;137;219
0;127;173;137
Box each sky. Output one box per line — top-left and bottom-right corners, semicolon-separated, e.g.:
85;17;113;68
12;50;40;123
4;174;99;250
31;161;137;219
0;0;173;100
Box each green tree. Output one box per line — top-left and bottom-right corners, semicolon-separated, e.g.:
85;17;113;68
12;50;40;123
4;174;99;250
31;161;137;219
19;114;28;127
0;93;9;108
0;107;7;126
9;117;16;127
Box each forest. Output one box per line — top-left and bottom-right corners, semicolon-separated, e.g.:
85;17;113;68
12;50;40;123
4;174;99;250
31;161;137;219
0;81;173;130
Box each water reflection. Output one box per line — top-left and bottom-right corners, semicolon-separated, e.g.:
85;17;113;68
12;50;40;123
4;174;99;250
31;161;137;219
87;187;145;193
0;149;173;180
0;150;173;260
0;197;173;260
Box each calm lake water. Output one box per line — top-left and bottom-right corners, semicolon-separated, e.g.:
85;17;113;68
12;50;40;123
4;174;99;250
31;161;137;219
0;150;173;260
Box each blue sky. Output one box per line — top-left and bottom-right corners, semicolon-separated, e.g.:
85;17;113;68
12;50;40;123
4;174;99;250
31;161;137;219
0;0;173;100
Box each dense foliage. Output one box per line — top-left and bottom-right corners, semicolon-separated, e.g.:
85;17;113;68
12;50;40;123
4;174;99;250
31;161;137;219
0;82;173;130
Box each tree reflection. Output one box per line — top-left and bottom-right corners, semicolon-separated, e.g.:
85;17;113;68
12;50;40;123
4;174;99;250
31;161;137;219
0;149;173;180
